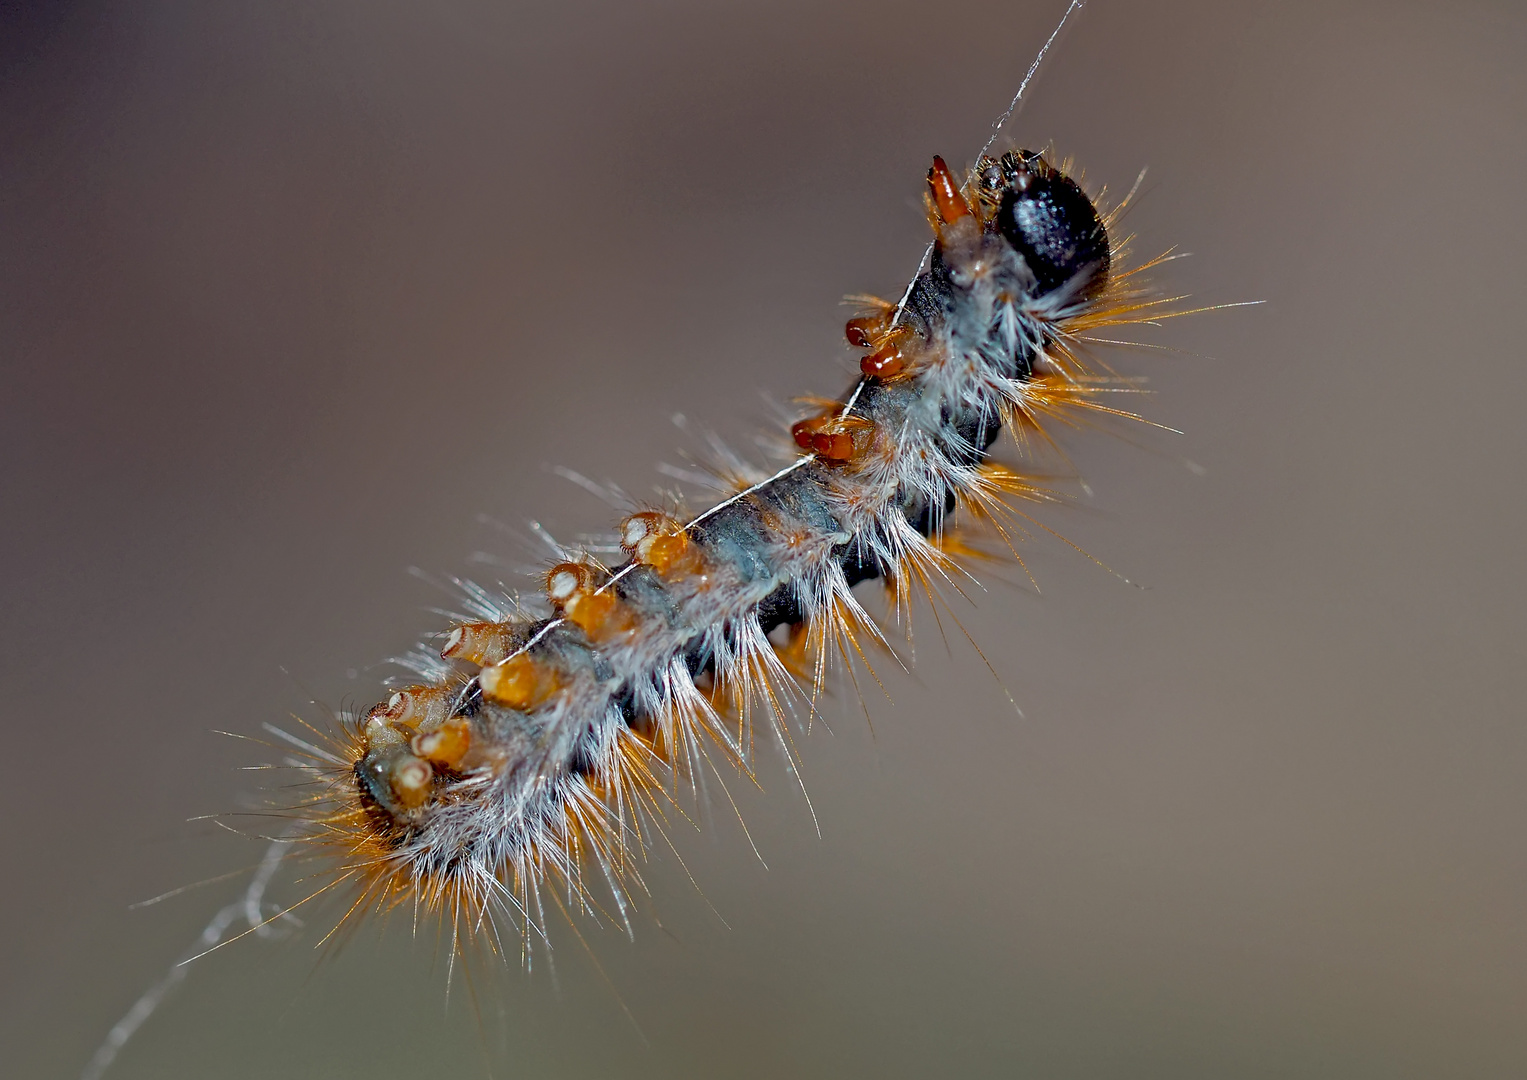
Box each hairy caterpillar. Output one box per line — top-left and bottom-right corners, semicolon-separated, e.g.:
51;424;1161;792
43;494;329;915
285;144;1178;958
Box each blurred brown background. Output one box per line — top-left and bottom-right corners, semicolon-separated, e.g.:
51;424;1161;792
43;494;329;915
2;0;1523;1076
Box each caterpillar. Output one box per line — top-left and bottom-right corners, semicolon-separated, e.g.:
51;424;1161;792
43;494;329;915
275;131;1180;958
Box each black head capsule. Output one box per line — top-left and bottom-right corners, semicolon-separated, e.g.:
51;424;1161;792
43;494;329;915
995;151;1110;301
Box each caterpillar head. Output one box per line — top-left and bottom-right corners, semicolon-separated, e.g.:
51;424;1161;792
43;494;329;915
976;150;1112;302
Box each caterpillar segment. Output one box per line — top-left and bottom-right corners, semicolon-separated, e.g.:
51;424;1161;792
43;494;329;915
315;148;1161;948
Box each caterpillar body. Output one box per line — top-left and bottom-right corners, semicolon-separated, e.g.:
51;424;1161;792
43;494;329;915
294;146;1171;955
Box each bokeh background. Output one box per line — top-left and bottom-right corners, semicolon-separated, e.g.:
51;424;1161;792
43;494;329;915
3;0;1523;1076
